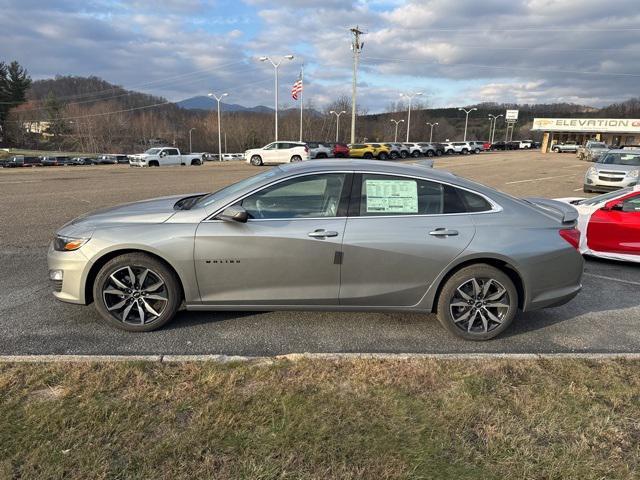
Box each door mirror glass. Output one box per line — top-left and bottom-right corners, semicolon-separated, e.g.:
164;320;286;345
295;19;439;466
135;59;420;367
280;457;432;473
217;205;248;223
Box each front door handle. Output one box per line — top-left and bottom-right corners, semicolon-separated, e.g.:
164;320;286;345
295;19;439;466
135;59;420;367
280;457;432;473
308;229;339;238
429;228;459;237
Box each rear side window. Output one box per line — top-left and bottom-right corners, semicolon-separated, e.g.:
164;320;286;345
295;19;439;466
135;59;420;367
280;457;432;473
357;174;493;216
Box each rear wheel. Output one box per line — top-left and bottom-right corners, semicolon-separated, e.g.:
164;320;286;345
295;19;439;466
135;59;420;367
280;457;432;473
290;155;302;162
363;152;374;159
474;148;481;154
191;159;202;166
390;152;399;159
553;147;560;153
250;155;263;166
316;153;328;159
411;150;420;158
426;150;434;157
436;264;517;341
400;151;409;159
378;152;388;160
93;253;181;332
148;160;159;167
461;148;469;155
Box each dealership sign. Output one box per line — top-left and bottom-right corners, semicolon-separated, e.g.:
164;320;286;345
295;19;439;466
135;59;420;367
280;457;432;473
505;110;519;120
532;118;640;133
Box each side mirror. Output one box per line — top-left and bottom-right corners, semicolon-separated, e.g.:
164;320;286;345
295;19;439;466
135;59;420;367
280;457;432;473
602;200;623;212
159;151;167;157
217;205;248;223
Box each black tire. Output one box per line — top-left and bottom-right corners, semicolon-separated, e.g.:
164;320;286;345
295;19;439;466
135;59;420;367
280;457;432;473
583;187;592;193
290;155;302;162
363;152;374;159
191;159;202;166
474;148;480;154
436;264;518;341
411;150;420;158
446;149;454;155
461;148;469;155
149;160;159;167
553;148;560;153
93;253;182;332
400;151;409;159
316;153;328;159
426;150;434;157
378;152;388;160
250;155;263;166
389;152;399;159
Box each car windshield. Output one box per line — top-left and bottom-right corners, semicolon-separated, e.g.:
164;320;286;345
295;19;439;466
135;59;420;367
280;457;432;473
577;188;633;206
590;142;607;148
144;148;161;154
598;153;640;166
194;168;282;208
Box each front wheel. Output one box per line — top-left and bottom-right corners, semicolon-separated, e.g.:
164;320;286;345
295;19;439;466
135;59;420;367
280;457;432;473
400;151;409;159
250;155;263;166
461;148;469;155
474;148;480;154
553;148;560;153
426;150;434;157
436;264;517;341
93;253;181;332
411;150;420;158
378;152;388;160
363;152;374;159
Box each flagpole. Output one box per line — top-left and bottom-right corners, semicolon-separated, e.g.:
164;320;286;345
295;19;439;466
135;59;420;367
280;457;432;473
299;63;304;142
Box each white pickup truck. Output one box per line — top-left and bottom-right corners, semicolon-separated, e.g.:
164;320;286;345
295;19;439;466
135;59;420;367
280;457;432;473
128;147;203;167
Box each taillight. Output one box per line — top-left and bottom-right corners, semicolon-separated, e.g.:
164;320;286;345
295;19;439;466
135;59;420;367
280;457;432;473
559;228;580;250
304;145;309;152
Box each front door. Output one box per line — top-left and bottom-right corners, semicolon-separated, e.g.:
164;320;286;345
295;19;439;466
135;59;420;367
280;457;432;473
339;173;479;306
194;172;351;305
588;192;640;254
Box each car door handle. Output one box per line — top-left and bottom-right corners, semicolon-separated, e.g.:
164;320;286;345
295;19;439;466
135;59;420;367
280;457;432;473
308;229;339;238
429;228;459;237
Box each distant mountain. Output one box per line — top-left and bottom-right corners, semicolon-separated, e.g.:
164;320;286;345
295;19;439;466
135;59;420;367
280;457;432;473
176;96;274;113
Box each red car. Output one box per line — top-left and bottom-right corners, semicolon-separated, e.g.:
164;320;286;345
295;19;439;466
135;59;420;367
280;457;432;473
327;142;349;158
483;141;492;150
557;186;640;263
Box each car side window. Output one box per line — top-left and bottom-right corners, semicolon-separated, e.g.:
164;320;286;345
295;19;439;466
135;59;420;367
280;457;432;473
277;143;291;149
263;143;276;150
622;195;640;212
241;173;348;219
455;188;493;212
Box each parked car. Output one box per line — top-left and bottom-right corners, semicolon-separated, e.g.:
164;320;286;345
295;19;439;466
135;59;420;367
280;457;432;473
48;159;584;340
402;142;425;158
517;140;533;149
244;141;310;166
491;141;508;151
556;186;640;263
482;141;492;151
349;143;390;160
431;143;447;156
552;142;579;153
417;142;438;157
3;156;41;167
114;154;130;164
307;142;332;159
70;157;94;165
468;141;485;153
577;141;610;162
449;142;475;154
328;143;350;158
96;154;117;165
41;156;71;166
583;149;640;193
391;143;410;158
129;148;204;167
383;143;402;159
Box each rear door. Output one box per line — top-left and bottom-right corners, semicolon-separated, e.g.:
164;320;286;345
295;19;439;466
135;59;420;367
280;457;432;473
588;192;640;254
339;173;478;306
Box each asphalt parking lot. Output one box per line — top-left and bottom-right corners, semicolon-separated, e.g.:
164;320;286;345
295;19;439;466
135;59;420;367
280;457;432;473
1;150;639;355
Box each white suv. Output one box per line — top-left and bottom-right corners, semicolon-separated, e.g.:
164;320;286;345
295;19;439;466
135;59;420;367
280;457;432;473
450;142;474;154
245;141;310;166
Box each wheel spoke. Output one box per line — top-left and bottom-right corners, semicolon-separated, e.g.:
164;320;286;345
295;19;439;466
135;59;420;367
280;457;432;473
104;288;124;296
136;301;145;324
471;278;481;298
450;301;469;308
107;299;127;311
456;287;473;301
145;294;168;302
483;308;503;325
454;308;472;323
126;266;136;287
122;302;134;322
141;299;160;317
478;310;489;332
138;269;149;289
467;310;478;332
109;274;128;290
485;286;506;301
145;281;164;293
486;302;509;309
482;279;494;297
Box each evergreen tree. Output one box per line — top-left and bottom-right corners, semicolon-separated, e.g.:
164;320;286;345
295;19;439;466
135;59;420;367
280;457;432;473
0;60;32;144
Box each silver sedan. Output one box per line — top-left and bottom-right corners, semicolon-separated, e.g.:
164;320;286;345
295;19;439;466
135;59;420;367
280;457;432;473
48;160;584;340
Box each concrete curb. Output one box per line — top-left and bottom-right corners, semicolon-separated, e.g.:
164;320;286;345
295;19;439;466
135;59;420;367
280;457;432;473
1;352;640;363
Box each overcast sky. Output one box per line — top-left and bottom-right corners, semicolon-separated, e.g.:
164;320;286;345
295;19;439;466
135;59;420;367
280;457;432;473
1;0;640;112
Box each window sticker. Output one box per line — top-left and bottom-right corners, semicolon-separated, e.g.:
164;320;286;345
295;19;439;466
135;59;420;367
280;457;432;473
365;179;418;213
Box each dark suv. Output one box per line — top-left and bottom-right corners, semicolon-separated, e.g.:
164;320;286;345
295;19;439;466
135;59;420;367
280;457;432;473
4;156;42;167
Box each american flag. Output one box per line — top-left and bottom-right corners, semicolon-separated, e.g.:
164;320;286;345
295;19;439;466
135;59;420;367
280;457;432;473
291;73;303;100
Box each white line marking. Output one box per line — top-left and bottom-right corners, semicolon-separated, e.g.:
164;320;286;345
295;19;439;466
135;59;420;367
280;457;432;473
584;273;640;286
505;174;578;185
574;188;584;192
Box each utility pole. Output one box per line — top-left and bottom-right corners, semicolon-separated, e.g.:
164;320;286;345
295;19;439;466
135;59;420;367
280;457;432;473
390;119;404;142
350;26;364;144
188;127;195;153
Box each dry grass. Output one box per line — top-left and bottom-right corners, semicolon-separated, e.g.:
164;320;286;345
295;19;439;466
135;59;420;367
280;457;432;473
1;358;639;479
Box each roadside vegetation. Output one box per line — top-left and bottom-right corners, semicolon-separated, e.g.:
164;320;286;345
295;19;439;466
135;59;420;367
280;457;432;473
1;358;639;479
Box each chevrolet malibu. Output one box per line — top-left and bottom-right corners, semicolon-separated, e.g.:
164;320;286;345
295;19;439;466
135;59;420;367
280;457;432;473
48;160;584;340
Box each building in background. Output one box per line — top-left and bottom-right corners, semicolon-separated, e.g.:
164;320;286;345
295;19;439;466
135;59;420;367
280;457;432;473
532;118;640;153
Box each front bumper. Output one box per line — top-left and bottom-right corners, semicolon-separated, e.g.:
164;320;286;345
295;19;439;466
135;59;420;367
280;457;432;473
47;243;93;304
584;172;637;191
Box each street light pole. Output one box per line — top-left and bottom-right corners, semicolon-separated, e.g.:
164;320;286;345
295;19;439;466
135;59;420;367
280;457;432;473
426;122;438;143
458;107;477;142
188;127;195;153
488;114;503;144
400;92;423;142
330;110;346;142
208;92;229;161
259;55;294;141
390;119;404;142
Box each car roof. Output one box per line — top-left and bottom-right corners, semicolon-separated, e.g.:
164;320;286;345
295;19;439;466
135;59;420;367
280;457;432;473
608;148;640;153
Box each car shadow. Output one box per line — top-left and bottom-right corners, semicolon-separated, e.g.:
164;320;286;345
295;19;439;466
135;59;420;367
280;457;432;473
164;310;264;330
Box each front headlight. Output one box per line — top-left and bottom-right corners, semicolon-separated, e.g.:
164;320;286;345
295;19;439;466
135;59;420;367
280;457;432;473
586;167;597;176
627;169;639;178
53;235;89;251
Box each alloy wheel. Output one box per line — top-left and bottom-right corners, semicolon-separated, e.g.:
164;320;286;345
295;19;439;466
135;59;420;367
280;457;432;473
102;266;168;325
449;277;510;334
